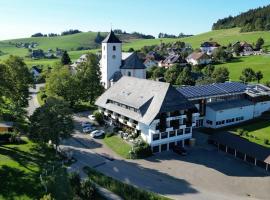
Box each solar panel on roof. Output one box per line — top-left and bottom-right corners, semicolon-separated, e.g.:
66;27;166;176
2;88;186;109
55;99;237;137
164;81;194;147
177;82;247;99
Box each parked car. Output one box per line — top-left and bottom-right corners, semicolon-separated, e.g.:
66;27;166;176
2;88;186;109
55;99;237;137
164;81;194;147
81;121;91;128
90;130;105;138
83;126;94;133
172;145;187;156
88;115;95;121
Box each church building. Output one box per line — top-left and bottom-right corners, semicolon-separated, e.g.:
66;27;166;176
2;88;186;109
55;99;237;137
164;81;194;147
100;30;146;89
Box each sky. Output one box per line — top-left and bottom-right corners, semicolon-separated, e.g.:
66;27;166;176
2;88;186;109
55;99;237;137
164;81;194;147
0;0;269;40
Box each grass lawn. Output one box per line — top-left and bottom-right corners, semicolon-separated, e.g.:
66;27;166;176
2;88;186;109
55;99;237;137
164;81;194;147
37;91;45;106
215;55;270;82
103;135;132;159
229;120;270;148
0;137;73;199
84;167;171;200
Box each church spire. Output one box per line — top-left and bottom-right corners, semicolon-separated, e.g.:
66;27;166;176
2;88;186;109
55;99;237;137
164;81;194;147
102;30;122;43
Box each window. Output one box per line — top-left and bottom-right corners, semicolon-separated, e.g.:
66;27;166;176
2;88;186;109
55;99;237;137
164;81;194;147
161;132;168;139
127;71;131;76
112;55;116;59
177;129;183;135
206;120;213;125
113;45;116;51
152;146;159;153
169;142;175;149
161;144;168;151
169;131;176;137
153;134;160;141
185;127;191;134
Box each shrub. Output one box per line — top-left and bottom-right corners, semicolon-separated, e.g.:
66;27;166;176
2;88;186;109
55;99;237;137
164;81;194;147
40;194;55;200
106;132;114;138
80;179;96;200
69;172;81;195
264;139;270;145
93;110;104;125
133;142;152;159
236;128;244;136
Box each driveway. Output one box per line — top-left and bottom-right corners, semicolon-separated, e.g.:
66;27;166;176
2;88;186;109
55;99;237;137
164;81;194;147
27;83;45;116
61;114;270;200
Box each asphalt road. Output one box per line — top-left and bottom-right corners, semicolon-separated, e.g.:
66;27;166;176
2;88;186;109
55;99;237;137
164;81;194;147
60;114;270;200
27;83;45;116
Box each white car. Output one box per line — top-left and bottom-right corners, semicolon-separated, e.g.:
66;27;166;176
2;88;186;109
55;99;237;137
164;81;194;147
82;126;94;133
90;130;104;138
88;115;95;121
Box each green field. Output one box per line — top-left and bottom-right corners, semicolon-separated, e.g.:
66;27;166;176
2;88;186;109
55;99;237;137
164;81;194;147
0;137;72;199
1;28;270;78
103;135;132;159
215;55;270;82
122;28;270;51
230;120;270;148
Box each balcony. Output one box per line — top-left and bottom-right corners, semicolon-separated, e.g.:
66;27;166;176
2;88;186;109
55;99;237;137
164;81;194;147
104;110;109;116
180;125;186;129
192;113;200;117
166;115;186;121
119;117;125;123
111;113;118;120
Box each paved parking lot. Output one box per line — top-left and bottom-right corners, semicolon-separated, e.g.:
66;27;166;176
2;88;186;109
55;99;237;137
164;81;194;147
61;113;270;200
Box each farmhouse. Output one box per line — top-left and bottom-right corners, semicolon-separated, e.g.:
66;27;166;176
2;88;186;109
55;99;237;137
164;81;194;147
100;30;146;89
186;52;211;65
0;121;14;133
200;41;220;55
158;54;187;68
95;76;199;152
178;82;270;128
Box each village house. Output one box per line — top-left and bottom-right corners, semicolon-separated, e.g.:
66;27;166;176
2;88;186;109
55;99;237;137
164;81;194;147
232;41;256;56
200;41;220;55
0;121;14;133
158;54;187;68
186;52;211;65
30;66;42;80
95;76;199;152
144;59;158;68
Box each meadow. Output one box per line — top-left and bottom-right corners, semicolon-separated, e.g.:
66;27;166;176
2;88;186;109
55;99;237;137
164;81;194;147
0;27;269;81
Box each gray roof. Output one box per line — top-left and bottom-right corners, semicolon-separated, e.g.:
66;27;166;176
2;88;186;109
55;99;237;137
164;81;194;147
120;52;146;69
209;132;270;164
0;121;14;128
178;82;247;99
95;76;195;125
207;99;254;111
109;71;122;82
102;30;122;43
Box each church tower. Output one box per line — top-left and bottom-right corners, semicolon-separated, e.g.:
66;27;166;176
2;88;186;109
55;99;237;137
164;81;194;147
100;30;122;89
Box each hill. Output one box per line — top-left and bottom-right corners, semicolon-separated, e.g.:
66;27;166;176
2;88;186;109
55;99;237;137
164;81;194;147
0;28;269;83
123;28;270;50
0;31;147;60
212;5;270;32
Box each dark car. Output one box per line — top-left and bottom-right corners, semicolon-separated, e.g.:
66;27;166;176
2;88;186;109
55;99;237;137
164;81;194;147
172;145;187;156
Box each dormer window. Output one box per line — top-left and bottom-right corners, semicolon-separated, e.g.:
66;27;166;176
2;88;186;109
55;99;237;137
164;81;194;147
113;46;116;51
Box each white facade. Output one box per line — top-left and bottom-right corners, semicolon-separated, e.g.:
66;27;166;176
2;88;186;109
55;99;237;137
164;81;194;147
100;31;146;89
121;68;146;79
204;105;254;128
200;46;218;55
186;57;211;66
203;101;270;129
101;43;122;89
103;109;197;152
